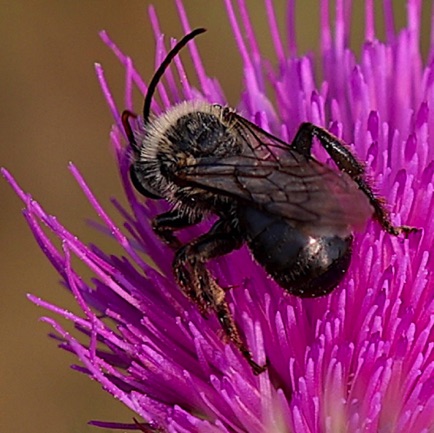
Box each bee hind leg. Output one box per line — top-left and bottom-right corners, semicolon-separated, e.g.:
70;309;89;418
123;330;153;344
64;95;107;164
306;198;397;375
172;219;266;374
291;122;418;236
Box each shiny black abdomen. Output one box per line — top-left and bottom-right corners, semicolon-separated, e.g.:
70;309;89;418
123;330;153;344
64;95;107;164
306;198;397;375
239;206;353;297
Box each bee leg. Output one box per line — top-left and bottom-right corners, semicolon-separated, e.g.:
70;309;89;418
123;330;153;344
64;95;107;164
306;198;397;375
292;122;418;236
173;248;206;309
213;290;267;375
152;209;203;249
173;219;242;312
173;220;266;374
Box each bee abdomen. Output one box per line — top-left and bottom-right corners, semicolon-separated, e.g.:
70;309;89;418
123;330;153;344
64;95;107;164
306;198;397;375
239;206;353;297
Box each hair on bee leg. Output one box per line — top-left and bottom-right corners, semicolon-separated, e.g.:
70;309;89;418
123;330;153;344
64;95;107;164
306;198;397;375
172;220;266;373
152;209;203;250
172;220;241;313
291;122;419;237
214;294;267;375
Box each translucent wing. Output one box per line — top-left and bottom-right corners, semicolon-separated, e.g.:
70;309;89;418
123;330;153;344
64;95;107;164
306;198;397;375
175;115;373;237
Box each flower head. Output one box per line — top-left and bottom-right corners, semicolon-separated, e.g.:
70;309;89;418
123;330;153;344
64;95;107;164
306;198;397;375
3;1;434;432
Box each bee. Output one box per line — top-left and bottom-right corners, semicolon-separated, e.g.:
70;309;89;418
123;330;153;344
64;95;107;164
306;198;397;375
122;28;416;374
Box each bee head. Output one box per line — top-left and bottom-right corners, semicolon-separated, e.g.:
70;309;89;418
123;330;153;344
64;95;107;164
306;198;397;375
122;29;207;200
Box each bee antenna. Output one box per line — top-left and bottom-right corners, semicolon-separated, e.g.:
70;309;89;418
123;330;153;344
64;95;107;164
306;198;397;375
143;27;207;124
121;110;140;156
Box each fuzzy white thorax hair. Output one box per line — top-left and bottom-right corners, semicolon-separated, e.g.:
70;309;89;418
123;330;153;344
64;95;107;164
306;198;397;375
137;100;226;163
131;100;229;205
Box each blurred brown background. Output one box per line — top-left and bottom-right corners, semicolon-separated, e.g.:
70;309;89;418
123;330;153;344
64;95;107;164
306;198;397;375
0;1;420;432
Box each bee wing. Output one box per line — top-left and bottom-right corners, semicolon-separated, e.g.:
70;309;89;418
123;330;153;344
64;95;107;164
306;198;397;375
176;117;373;237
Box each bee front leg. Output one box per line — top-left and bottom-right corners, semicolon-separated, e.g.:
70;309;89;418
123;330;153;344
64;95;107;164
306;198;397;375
291;122;417;236
173;220;266;374
152;209;203;249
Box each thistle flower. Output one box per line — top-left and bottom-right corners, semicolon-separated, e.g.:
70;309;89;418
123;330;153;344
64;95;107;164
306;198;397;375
3;1;434;432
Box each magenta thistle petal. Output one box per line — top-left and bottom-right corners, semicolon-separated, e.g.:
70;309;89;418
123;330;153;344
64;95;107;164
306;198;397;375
3;1;434;432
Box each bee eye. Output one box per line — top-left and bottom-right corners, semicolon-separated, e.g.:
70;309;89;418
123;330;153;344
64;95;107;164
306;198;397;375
129;165;162;199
